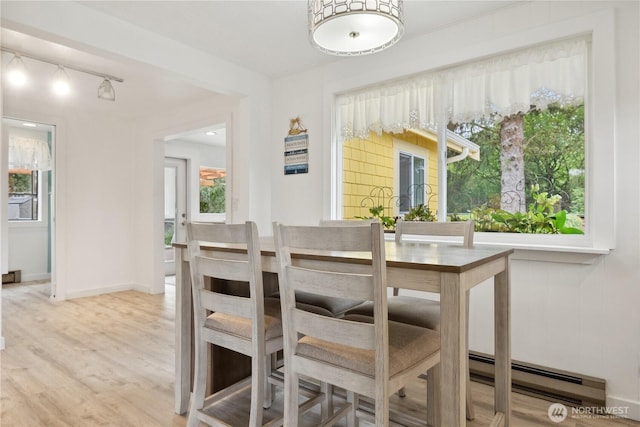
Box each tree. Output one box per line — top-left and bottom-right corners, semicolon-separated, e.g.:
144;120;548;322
199;176;226;213
499;114;525;213
447;103;584;219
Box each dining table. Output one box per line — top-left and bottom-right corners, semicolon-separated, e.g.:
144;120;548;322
173;236;513;427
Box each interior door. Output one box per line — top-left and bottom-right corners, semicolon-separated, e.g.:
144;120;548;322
164;157;187;276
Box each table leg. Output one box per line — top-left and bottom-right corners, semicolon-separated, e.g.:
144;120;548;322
440;272;466;427
494;260;512;426
175;248;192;414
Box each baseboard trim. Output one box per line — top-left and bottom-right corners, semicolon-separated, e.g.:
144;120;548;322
65;284;134;300
607;395;640;422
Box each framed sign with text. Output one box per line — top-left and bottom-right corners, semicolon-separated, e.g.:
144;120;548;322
284;117;308;175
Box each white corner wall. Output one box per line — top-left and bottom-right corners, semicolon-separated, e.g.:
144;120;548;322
271;1;640;420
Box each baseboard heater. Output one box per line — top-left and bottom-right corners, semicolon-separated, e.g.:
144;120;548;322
469;351;606;408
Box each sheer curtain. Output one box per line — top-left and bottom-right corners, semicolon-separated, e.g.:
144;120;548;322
8;136;52;171
337;75;439;140
444;38;587;124
337;37;588;139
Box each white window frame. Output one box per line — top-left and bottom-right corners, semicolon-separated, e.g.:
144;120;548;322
394;138;430;216
328;8;615;257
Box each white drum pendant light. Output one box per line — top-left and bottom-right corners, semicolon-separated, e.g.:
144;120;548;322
309;0;404;56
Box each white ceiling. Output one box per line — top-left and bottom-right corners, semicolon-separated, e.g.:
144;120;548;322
78;1;521;78
2;1;522;142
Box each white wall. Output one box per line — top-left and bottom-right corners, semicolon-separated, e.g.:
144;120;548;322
271;1;640;419
3;97;138;300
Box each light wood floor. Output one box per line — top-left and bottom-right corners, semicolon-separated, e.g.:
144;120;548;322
2;281;639;427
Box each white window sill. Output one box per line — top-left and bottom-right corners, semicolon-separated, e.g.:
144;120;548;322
386;231;610;264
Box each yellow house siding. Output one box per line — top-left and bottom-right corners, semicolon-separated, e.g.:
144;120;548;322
342;131;439;219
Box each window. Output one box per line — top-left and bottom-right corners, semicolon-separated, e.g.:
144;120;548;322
337;37;591;238
398;152;425;213
199;166;226;214
8;169;39;221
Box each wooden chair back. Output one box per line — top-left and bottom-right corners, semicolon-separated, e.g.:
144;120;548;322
186;221;265;352
273;222;388;389
319;218;379;227
395;220;475;247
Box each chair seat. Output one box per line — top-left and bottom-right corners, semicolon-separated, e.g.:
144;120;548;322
272;291;363;317
296;316;440;377
346;296;441;330
204;297;283;340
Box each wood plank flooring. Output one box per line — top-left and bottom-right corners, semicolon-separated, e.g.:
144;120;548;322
1;281;639;427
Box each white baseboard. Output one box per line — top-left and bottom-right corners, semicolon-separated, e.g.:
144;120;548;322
607;395;640;421
13;272;51;283
64;283;134;300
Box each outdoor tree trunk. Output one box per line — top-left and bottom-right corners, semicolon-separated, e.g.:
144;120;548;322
499;114;525;213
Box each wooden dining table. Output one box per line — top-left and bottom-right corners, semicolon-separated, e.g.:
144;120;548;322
173;237;513;427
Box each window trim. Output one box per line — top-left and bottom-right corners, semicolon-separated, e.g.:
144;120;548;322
328;8;615;255
394;139;430;216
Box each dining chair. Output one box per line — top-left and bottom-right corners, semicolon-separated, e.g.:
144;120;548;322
273;221;441;426
186;221;285;427
269;219;375;318
346;219;476;420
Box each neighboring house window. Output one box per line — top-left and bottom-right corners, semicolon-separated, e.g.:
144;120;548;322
8;169;39;221
398;152;425;213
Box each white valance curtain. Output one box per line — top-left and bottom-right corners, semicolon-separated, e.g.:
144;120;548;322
337;37;588;140
338;75;439;139
8;136;52;171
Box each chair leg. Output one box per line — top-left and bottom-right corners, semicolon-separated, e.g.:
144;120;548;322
346;390;358;427
284;369;300;427
321;382;334;420
250;348;265;427
264;353;276;409
187;334;208;427
426;365;441;427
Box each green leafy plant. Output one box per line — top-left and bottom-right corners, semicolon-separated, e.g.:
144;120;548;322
472;185;584;234
403;204;436;222
356;205;396;229
164;230;174;246
199;176;226;213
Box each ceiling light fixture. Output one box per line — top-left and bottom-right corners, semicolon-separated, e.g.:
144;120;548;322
308;0;404;56
98;78;116;101
1;46;124;101
52;66;71;96
6;54;28;86
205;131;217;136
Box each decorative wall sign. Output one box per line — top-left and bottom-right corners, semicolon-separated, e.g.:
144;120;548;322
284;117;308;175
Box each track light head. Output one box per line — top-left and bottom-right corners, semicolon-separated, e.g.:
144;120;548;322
98;78;116;101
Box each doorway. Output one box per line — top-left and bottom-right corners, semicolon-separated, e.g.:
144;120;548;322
162;122;228;282
2;117;55;296
164;157;187;276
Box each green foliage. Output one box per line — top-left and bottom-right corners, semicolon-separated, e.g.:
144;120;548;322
199;176;226;213
403;204;436;222
9;172;32;193
471;185;584;234
356;205;396;229
447;103;585;218
164;230;174;246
